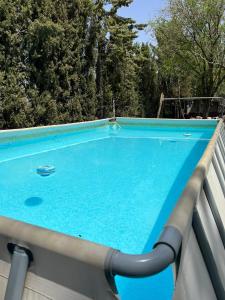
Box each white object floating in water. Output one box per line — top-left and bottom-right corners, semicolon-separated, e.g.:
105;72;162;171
184;133;192;137
37;165;55;177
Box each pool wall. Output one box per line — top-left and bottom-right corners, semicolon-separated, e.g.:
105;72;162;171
0;118;109;142
0;117;223;300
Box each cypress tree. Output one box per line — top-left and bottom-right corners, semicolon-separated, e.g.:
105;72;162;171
0;0;154;128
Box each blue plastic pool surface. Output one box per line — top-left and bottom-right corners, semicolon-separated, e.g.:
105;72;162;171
0;120;216;299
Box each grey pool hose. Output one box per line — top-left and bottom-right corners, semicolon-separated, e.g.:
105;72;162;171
106;226;182;278
5;245;31;300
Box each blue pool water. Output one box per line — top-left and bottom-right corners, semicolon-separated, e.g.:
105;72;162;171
0;120;216;299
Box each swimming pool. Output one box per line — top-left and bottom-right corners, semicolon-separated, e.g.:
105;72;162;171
0;118;218;299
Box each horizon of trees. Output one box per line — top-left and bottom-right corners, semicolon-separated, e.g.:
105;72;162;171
0;0;224;129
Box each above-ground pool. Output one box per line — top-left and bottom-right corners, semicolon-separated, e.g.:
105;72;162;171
0;118;217;299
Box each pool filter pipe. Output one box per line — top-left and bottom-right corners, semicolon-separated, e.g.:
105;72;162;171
106;226;182;278
5;246;30;300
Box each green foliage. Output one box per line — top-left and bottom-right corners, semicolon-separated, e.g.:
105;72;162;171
3;0;222;126
0;72;33;128
135;44;159;117
0;0;155;128
151;0;225;106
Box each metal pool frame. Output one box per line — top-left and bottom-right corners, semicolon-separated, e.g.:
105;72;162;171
0;117;224;300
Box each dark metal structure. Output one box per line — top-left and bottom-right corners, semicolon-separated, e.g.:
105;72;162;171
157;94;225;118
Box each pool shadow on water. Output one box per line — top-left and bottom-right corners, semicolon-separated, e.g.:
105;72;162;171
25;197;43;207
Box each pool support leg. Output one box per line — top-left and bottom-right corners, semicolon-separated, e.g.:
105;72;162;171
5;246;31;300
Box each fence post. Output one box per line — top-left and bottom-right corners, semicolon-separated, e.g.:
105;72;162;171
157;93;164;118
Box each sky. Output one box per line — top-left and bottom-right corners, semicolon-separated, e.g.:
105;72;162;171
118;0;167;43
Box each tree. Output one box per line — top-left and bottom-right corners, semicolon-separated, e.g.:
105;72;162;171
0;0;154;128
102;1;146;117
0;71;33;128
135;43;159;117
151;0;225;116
